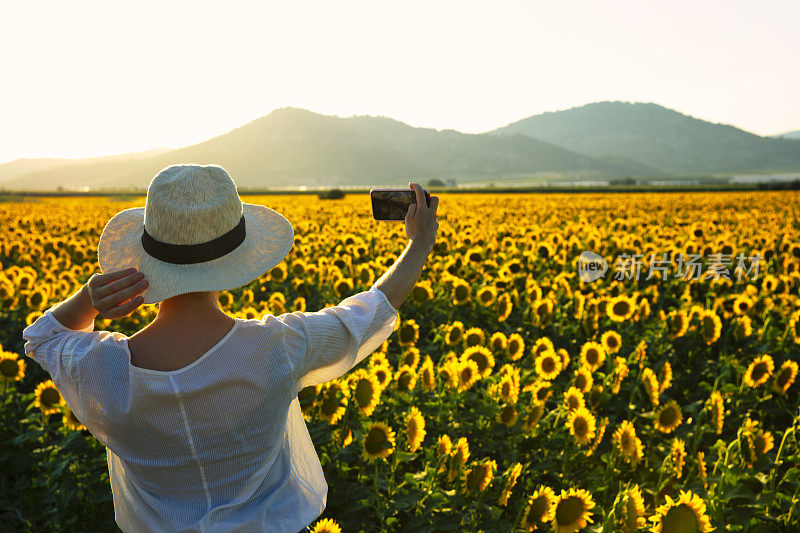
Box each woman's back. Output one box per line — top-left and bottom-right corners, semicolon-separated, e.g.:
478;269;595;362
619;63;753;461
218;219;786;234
24;287;400;532
126;314;237;372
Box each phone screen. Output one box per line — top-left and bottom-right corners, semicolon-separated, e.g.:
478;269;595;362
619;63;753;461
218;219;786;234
371;189;430;220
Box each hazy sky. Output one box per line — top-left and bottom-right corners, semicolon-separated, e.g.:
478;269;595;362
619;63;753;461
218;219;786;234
2;0;798;164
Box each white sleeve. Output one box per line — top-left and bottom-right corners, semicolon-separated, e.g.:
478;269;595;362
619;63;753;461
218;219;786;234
272;286;399;395
22;309;104;421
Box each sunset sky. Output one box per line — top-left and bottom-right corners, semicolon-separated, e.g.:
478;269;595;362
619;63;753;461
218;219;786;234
1;0;798;164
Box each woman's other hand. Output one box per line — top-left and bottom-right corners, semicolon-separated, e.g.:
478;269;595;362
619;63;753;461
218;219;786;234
404;182;439;252
86;268;148;319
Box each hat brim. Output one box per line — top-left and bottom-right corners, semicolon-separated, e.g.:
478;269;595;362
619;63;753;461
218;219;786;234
97;203;294;305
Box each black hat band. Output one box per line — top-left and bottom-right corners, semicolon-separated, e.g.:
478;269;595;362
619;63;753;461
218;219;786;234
141;215;246;264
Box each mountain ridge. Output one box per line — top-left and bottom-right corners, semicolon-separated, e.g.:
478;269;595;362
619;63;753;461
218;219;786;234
0;107;656;190
489;101;800;174
3;102;799;191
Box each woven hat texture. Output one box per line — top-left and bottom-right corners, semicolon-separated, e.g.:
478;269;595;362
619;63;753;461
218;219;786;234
97;164;294;304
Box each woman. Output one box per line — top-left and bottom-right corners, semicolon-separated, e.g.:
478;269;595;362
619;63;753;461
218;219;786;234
22;164;439;533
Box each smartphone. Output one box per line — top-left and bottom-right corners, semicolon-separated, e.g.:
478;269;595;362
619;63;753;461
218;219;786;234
370;188;431;221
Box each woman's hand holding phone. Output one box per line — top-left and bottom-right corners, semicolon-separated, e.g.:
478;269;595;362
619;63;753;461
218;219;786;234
405;182;439;253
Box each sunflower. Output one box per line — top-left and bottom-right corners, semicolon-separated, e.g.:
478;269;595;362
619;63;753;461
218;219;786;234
34;380;65;415
642;367;660;406
62;405;86;432
476;286;497;307
333;426;353;448
573;291;586;320
395;364;418;393
269;262;288;283
614;420;644;466
361;421;396;462
648;490;714;533
448;437;471;482
533;298;555;327
399;347;421;369
657;362;673;393
462;345;495;378
790;311;800;344
318;381;349;425
438;360;460;389
551;487;596;533
452;278;472;306
282;293;302;311
457;359;480;392
497;461;523;507
611;357;629;394
309;518;342;533
419;356;436;391
497;403;518;427
241;288;255;304
371;363;393;390
436;434;452;458
333;276;354;298
697;451;708;489
572;366;593;393
743;354;774;388
371;348;389;367
708;391;724;434
405;406;427;452
601;330;622;355
634;296;651;319
351;370;381;416
463;327;486;348
752;429;775;460
666;310;689;338
520;486;557;529
619;484;647;533
733;294;754;315
445;321;465;346
654;400;683;434
566;407;597;446
532;337;554;357
397;319;420;346
507;333;525;361
563;387;586;412
523;402;546;431
298;384;322;416
773;360;798;395
411;281;434;304
670;438;687;478
608;295;636;322
497;374;520;405
535;349;563;381
0;351;26;382
497;293;513;322
26;311;44;326
462;458;496;496
579;341;606;372
525;380;553;403
700;310;722;344
25;287;49;310
728;315;751;341
489;332;508;355
584;416;608;457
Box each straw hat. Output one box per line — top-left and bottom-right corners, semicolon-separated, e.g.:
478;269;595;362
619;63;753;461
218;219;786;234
97;164;294;304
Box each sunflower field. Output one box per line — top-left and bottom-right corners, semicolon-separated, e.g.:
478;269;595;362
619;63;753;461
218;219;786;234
1;191;800;532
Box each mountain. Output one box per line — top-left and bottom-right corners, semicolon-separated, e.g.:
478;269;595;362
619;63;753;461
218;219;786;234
0;108;655;191
0;149;171;186
490;102;800;174
772;130;800;140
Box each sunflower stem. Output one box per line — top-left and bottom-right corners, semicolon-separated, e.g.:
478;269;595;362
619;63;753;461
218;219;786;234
769;424;797;495
373;460;385;528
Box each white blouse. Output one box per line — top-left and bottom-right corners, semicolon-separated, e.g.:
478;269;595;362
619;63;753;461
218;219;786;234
22;285;399;533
